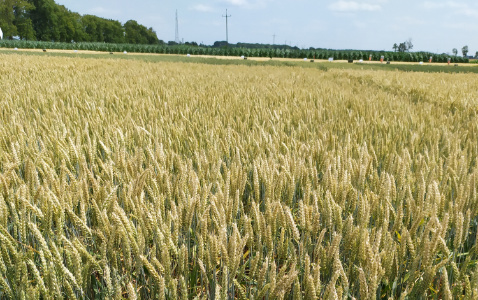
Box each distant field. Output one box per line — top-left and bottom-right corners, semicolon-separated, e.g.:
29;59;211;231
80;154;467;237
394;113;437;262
1;48;478;74
0;52;477;299
0;39;469;64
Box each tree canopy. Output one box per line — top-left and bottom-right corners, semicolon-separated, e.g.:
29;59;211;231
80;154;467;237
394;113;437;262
392;39;413;53
461;45;468;58
0;0;160;44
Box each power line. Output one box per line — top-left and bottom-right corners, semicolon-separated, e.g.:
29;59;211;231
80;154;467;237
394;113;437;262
222;9;231;45
175;10;180;44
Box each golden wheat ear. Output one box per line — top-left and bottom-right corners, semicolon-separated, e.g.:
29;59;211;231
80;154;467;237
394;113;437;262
0;52;476;299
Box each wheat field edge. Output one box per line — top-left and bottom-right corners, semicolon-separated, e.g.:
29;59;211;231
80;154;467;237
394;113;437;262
0;54;477;299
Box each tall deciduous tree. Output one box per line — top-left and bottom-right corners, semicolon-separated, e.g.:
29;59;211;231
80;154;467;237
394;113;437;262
405;39;413;51
0;0;18;38
0;0;36;39
461;45;468;57
2;0;160;43
124;20;159;44
14;0;36;39
81;15;124;43
395;39;413;53
29;0;60;40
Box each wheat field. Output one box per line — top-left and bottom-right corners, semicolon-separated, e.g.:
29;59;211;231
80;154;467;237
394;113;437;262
0;53;477;299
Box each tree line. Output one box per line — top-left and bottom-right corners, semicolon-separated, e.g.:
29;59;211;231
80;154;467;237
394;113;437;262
0;39;470;63
393;40;474;58
452;46;472;58
0;0;161;44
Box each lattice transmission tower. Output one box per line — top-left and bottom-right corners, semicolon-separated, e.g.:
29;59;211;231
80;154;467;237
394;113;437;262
175;10;180;44
222;9;231;45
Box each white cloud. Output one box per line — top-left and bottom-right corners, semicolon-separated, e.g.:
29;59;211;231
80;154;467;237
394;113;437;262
224;0;249;6
89;7;108;14
422;1;467;9
191;4;215;12
422;2;478;17
88;6;121;17
442;22;473;31
459;9;478;17
329;1;382;12
353;21;368;28
220;0;272;9
395;16;426;26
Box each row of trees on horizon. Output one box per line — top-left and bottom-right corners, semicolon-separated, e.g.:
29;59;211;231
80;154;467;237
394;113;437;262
392;40;476;58
0;0;160;44
1;0;476;56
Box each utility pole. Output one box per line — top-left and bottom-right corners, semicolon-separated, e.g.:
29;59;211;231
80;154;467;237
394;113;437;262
175;10;180;44
222;9;231;45
273;34;276;45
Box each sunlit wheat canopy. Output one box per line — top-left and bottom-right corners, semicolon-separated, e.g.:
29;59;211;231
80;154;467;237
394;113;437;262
0;52;477;299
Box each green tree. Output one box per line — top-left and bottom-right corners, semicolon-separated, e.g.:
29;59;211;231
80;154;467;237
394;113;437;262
56;5;76;42
0;0;18;38
14;0;36;39
69;11;87;42
82;15;100;42
396;39;413;53
0;0;35;39
29;0;60;41
461;45;468;57
15;16;36;40
102;19;124;43
2;0;159;44
398;43;406;52
405;38;413;51
452;48;458;56
124;20;159;44
80;15;123;43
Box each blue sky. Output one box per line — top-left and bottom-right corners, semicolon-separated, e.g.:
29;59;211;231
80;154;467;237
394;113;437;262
55;0;477;55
